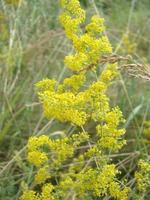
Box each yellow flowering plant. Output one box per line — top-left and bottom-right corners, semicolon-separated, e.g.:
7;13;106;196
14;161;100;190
135;159;150;193
20;0;131;199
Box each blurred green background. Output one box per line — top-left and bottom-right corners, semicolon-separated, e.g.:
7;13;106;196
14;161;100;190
0;0;149;199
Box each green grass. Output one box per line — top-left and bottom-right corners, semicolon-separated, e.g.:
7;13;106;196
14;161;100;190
0;0;149;199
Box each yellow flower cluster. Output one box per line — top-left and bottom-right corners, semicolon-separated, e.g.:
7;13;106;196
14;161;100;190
83;80;109;121
135;159;150;193
86;15;105;36
38;90;87;126
60;0;112;72
63;73;86;92
20;0;130;199
27;135;50;167
60;0;85;22
20;190;37;200
40;183;54;200
65;34;112;71
20;183;54;200
28;150;48;168
27;135;76;169
60;0;85;39
109;181;130;200
59;164;129;199
35;0;115;127
100;63;118;84
96;107;126;151
64;52;88;71
35;79;57;92
34;165;50;184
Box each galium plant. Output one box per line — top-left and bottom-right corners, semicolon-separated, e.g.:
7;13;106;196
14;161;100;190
135;159;150;193
20;0;131;199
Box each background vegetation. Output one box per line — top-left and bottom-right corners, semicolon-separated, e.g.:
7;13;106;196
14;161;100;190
0;0;149;199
